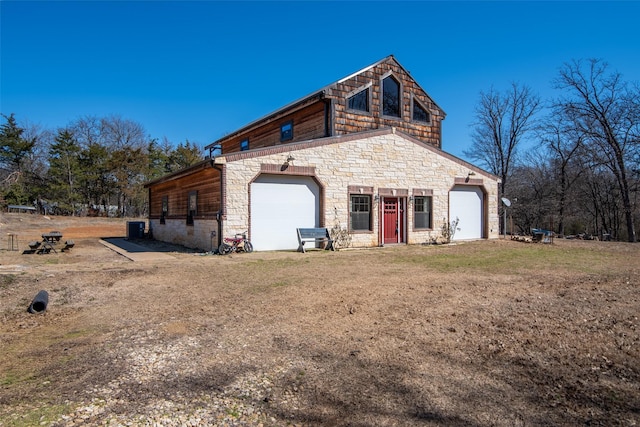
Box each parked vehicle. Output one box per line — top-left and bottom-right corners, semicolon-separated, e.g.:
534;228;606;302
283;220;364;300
218;231;253;255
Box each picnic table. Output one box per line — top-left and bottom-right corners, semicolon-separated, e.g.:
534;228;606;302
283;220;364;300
42;231;63;243
23;231;74;255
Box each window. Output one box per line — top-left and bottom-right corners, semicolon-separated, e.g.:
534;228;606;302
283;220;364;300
280;121;293;142
187;191;197;226
412;99;430;123
382;75;401;117
161;196;168;224
350;195;372;231
347;88;369;112
240;139;249;151
414;196;432;229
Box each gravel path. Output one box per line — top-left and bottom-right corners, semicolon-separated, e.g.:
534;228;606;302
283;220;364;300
48;329;286;426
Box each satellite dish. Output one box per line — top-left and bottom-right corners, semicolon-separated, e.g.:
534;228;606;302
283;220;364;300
501;197;511;207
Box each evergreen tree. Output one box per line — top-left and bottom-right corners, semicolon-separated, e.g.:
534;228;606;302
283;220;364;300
47;129;82;214
146;138;173;179
0;113;35;171
168;140;203;172
109;146;147;216
0;114;38;206
77;142;112;214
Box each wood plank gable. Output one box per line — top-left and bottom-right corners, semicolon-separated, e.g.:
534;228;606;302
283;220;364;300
324;55;445;148
205;55;446;155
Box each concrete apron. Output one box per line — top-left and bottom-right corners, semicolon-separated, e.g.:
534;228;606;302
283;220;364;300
100;238;175;262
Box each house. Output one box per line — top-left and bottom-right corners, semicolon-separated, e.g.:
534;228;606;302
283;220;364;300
144;56;500;251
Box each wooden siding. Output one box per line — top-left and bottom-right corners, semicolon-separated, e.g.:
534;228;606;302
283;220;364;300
327;59;443;148
148;166;221;220
220;101;327;154
209;57;443;154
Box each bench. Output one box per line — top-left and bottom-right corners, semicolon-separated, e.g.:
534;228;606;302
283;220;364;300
61;240;75;252
22;241;41;254
296;228;335;253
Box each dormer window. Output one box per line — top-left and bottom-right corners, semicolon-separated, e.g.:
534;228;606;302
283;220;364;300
347;87;370;112
382;75;401;118
412;98;431;124
280;121;293;142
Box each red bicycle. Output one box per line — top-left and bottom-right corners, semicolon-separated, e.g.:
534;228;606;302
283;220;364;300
218;231;253;255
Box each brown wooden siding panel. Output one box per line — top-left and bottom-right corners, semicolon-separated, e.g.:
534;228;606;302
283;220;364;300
148;167;221;219
220;102;326;154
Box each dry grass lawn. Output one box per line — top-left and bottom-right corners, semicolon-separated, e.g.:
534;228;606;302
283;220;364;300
0;213;638;426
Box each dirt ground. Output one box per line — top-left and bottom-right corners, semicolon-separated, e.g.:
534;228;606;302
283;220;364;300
0;213;638;426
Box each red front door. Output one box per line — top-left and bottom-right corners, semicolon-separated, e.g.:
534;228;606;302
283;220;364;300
383;198;403;244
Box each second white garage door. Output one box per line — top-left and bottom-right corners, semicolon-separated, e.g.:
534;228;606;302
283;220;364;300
250;175;320;251
449;185;483;241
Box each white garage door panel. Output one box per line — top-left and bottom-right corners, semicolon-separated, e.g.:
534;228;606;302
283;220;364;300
251;175;319;251
450;186;483;240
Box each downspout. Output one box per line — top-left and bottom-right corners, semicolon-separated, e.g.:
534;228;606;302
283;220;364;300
211;159;224;249
147;187;152;238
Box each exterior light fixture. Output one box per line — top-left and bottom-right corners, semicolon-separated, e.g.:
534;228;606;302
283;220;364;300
283;155;295;169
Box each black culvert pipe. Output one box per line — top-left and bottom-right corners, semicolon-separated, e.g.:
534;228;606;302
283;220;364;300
28;290;49;314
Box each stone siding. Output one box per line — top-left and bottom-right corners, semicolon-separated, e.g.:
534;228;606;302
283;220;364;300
223;131;500;249
150;218;218;251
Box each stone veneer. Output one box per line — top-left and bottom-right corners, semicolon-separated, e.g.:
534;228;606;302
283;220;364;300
150;218;218;251
221;130;500;249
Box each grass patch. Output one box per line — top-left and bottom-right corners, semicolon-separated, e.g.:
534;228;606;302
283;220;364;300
393;242;612;275
0;403;71;427
63;329;93;339
248;257;310;269
0;274;18;289
270;280;289;288
0;370;35;387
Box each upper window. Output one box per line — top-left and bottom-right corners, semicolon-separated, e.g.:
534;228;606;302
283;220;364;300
350;195;372;231
413;99;431;123
382;75;401;117
347;88;369;112
240;139;249;151
414;196;433;229
280;121;293;142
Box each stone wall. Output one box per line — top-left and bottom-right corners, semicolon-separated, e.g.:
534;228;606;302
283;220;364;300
150;218;218;251
223;130;500;249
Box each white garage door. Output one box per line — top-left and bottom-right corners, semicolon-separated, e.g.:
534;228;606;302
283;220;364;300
449;186;483;241
250;175;320;251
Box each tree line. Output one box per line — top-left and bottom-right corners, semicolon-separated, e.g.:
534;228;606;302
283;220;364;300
1;58;638;241
465;59;639;243
0;114;203;217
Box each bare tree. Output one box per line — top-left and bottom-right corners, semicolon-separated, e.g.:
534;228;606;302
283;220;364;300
537;116;585;236
554;59;639;242
465;83;541;199
71;115;103;149
100;115;146;150
509;152;555;233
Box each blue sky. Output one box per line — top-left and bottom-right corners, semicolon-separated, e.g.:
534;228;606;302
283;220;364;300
1;1;639;161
